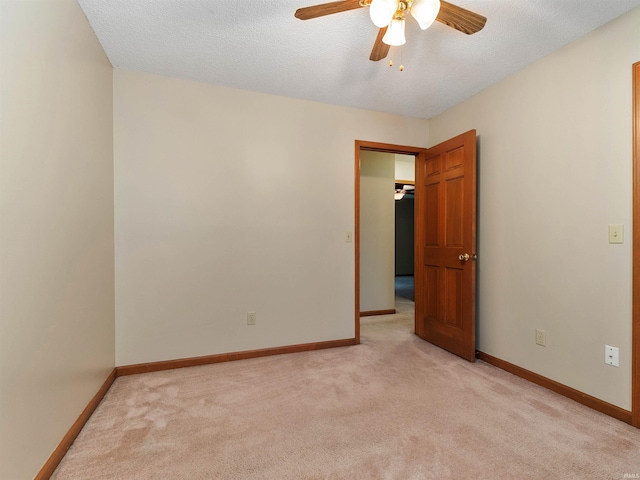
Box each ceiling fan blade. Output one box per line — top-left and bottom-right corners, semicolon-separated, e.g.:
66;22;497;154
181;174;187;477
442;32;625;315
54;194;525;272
436;1;487;35
370;27;390;61
295;0;364;20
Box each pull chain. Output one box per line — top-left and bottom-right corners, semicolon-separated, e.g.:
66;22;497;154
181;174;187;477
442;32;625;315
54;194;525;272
387;47;404;71
399;45;404;72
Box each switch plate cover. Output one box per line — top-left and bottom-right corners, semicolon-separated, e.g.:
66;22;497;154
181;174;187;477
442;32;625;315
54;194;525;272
609;225;624;244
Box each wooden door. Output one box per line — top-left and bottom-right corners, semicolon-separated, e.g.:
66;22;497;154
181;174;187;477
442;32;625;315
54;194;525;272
415;130;477;361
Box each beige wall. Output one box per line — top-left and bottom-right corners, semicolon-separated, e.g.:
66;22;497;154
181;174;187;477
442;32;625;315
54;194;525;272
429;6;640;409
394;154;415;182
0;1;115;479
360;151;396;312
113;70;429;365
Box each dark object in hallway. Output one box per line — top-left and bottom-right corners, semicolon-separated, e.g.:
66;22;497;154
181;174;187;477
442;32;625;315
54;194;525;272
395;275;414;302
395;193;414;276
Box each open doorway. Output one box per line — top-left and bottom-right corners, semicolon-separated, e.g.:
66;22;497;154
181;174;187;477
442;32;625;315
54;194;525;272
354;141;424;343
358;151;416;316
356;132;478;360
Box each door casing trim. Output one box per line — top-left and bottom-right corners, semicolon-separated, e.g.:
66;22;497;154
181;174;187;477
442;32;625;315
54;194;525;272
632;61;639;428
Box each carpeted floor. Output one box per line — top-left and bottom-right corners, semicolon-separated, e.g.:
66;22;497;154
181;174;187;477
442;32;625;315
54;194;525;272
52;298;640;479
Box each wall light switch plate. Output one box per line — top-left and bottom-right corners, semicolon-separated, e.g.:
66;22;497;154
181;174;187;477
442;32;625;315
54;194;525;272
609;224;624;244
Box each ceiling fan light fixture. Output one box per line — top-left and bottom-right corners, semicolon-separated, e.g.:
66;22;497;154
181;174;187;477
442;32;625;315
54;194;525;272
370;0;398;28
410;0;441;30
382;17;406;46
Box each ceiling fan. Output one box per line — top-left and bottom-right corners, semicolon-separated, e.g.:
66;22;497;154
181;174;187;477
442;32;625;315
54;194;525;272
295;0;486;62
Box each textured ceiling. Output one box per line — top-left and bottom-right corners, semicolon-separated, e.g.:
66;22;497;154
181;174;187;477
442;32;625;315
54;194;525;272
77;0;640;119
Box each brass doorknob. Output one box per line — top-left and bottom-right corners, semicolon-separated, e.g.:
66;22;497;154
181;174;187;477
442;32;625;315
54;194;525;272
459;253;470;262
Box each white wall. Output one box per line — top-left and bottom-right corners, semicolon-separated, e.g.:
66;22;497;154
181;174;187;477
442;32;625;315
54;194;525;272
113;70;429;366
0;1;115;479
429;6;640;410
394;154;415;182
360;151;396;312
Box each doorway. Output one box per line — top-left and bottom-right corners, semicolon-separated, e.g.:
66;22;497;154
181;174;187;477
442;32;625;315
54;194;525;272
358;151;416;316
354;141;424;343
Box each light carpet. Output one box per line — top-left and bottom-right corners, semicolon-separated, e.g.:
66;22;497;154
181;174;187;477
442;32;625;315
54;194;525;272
51;298;640;479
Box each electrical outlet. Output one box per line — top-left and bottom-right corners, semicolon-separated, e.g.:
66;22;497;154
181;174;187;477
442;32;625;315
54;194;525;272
247;311;256;325
535;329;546;347
605;345;619;367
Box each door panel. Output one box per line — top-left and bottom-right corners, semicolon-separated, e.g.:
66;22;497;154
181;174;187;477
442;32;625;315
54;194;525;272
444;267;463;328
415;130;477;361
424;266;439;320
445;177;464;246
424;185;439;245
